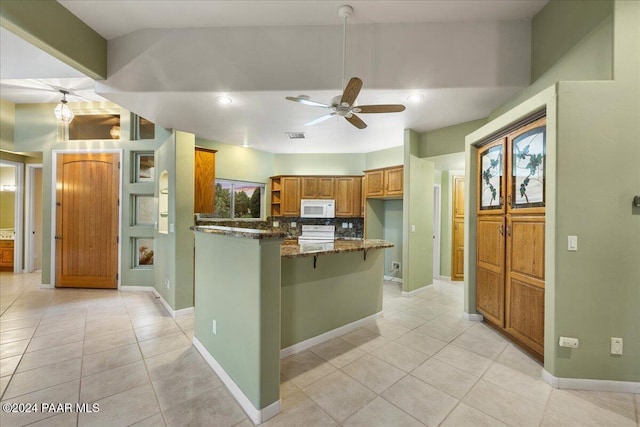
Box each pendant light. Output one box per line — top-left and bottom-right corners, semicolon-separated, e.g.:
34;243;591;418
54;90;74;123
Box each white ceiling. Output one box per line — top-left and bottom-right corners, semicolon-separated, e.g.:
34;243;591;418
0;1;548;154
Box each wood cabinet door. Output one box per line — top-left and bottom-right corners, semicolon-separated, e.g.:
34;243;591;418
385;166;403;196
365;170;384;197
335;177;362;217
301;177;318;199
451;218;464;281
505;216;545;356
194;147;216;213
281;177;301;216
318;177;335;199
451;175;465;281
476;215;506;326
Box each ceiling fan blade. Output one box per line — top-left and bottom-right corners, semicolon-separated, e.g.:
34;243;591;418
355;104;406;113
340;77;363;106
345;113;367;129
305;113;336;126
286;96;331;108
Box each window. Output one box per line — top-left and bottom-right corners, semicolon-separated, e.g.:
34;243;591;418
133;238;154;268
68;114;121;140
133;195;155;225
131;114;155;140
133;152;155;182
213;179;264;219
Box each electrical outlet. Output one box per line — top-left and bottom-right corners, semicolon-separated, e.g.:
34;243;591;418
342;222;348;229
610;337;623;355
165;278;170;289
291;222;297;228
348;223;353;229
272;221;279;228
392;262;400;271
559;336;579;348
212;319;217;335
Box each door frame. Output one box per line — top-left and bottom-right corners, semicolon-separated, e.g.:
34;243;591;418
25;163;43;273
433;184;441;279
51;149;123;288
0;159;24;274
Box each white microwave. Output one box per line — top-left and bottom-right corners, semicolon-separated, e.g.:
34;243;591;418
300;199;335;218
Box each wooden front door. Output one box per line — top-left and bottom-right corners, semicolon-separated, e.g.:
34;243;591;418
451;175;465;281
56;153;120;288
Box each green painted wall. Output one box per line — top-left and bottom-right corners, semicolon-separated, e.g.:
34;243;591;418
418;119;486;158
174;131;195;308
13;103;164;287
492;5;613;120
402;130;433;293
531;0;613;82
383;200;403;279
194;233;281;409
365;146;404;170
274;153;365;176
1;99;15;152
281;249;384;348
195;138;274;184
0;0;107;79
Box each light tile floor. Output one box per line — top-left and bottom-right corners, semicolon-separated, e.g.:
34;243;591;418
1;271;638;426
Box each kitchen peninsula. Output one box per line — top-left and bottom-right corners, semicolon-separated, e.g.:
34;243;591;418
191;225;392;424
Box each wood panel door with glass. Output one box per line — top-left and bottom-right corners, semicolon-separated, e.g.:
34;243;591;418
476;116;546;359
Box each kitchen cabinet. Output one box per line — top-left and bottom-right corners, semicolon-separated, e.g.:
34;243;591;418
364;165;403;199
301;177;334;199
270;175;363;217
0;240;14;270
334;176;362;217
451;176;465;281
271;177;301;217
194;147;216;213
476;116;546;359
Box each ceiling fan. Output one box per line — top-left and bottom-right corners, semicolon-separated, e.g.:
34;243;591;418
285;5;405;130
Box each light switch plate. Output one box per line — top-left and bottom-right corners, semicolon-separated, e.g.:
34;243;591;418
568;235;577;251
610;337;623;355
559;336;579;348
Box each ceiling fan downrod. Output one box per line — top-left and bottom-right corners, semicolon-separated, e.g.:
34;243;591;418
338;5;353;92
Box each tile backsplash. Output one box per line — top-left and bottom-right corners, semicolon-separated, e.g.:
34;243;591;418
196;215;364;239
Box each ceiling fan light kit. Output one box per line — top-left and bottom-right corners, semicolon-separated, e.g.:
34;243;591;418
285;5;406;130
54;90;74;123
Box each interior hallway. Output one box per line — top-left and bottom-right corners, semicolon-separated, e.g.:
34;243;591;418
0;272;638;426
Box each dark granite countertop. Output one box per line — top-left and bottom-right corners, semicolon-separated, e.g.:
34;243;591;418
281;239;394;258
192;225;286;240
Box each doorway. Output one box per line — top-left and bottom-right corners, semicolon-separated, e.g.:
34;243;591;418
433;184;441;279
25;164;43;272
54;152;120;288
0;160;24;274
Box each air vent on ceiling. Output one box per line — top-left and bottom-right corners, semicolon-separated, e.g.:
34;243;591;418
286;132;306;139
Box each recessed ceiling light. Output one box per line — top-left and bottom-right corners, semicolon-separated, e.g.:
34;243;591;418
286;132;306;139
216;96;232;105
407;94;424;103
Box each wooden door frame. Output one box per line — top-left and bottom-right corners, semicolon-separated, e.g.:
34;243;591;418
0;159;24;274
50;149;123;288
25;163;43;273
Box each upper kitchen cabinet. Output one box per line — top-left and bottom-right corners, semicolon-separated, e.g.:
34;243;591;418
271;176;301;217
334;176;362;217
194;147;216;213
364;165;403;199
301;177;335;199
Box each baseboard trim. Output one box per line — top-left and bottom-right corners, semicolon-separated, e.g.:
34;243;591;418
39;284;53;289
119;285;154;291
193;337;280;424
383;275;403;283
151;288;194;319
401;284;431;298
438;275;452;281
280;311;383;359
464;312;484;321
542;369;640;393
